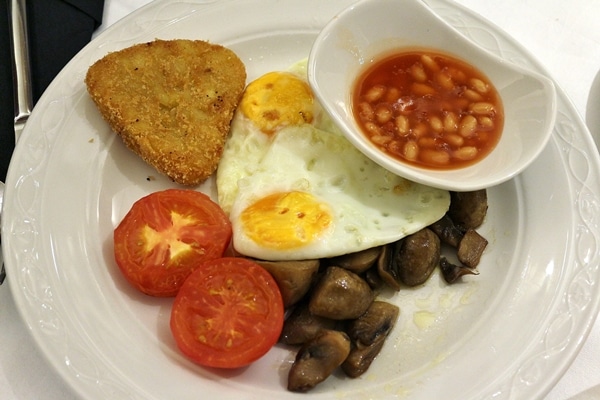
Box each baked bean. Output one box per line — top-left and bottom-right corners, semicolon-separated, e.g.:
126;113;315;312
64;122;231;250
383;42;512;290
429;116;443;133
454;146;478;160
385;87;401;103
358;102;375;121
421;149;450;165
375;104;393;124
443;112;458;132
364;121;382;136
353;50;503;169
371;135;392;145
464;89;483;101
447;67;467;83
403;141;419;161
459;115;478;137
421;54;440;72
445;134;464;148
479;116;494;129
410;64;428;82
470;102;495;115
364;84;386;102
411;82;436;96
469;78;489;94
395;115;410;135
435;70;454;91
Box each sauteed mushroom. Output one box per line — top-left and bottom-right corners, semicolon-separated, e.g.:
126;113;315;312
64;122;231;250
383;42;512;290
287;330;351;392
457;229;488;268
428;214;464;247
279;302;340;345
346;301;399;345
396;228;440;287
327;246;383;274
376;244;402;291
309;266;374;320
439;256;479;283
343;336;386;379
342;301;399;378
254;259;320;308
448;190;488;230
364;266;384;289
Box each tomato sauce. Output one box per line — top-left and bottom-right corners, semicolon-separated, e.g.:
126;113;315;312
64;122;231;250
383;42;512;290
352;49;504;169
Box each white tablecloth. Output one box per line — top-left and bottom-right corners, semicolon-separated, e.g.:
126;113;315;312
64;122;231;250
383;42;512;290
1;0;599;399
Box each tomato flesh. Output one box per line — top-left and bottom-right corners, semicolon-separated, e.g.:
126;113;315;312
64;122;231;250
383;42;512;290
170;257;284;368
114;189;232;297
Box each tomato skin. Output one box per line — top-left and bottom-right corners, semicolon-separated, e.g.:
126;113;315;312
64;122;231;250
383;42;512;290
114;189;232;297
170;257;284;369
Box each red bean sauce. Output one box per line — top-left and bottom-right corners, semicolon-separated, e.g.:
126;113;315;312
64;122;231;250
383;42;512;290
353;49;504;169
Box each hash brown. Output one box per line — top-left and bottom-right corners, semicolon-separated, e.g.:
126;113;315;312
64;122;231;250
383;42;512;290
85;39;246;185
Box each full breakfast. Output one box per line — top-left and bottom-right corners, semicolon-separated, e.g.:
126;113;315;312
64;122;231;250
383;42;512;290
87;39;491;393
353;49;504;169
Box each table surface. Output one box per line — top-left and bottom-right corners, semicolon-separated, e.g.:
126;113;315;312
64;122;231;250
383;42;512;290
1;0;599;399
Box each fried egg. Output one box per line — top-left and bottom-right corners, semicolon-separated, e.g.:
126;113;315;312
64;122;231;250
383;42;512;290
217;60;334;214
216;60;450;261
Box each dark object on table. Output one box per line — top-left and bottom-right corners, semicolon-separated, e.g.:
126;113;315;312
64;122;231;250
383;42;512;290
0;0;104;182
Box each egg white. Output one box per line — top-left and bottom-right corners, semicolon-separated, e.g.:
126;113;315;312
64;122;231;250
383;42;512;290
218;59;450;261
228;124;450;260
216;59;333;214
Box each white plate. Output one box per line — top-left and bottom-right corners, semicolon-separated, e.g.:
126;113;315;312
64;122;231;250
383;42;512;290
3;0;600;399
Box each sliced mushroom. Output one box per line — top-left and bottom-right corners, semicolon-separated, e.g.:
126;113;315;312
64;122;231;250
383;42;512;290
364;266;384;289
287;330;351;392
309;266;373;320
279;302;340;345
327;246;383;274
448;190;488;230
342;338;385;378
254;259;319;308
342;301;399;378
377;243;402;291
428;214;464;247
457;229;488;268
439;256;479;283
395;228;440;287
342;336;386;379
346;301;399;346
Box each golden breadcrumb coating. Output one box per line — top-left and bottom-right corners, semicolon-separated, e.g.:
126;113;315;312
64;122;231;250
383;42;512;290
85;39;246;185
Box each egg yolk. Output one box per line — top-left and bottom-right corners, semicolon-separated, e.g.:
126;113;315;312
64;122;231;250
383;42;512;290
240;191;332;250
240;72;314;134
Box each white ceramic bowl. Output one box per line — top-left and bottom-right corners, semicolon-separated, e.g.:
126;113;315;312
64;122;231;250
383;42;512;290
308;0;557;191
